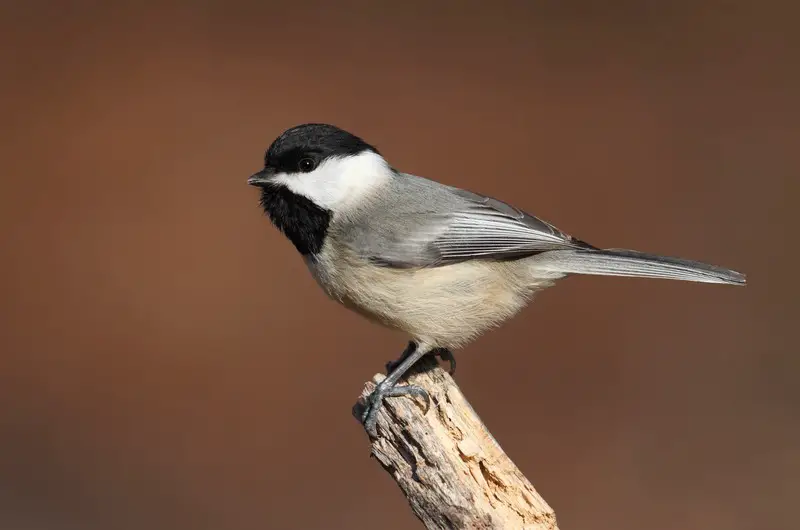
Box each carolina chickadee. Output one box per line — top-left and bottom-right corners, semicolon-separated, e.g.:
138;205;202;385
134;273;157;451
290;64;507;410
247;123;746;437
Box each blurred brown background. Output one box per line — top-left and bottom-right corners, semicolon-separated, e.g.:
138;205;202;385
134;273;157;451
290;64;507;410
0;1;797;529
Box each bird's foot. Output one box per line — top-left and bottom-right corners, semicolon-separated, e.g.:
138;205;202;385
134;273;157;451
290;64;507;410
385;347;456;376
361;381;430;438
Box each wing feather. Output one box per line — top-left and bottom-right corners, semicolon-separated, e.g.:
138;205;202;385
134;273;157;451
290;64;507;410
365;186;595;268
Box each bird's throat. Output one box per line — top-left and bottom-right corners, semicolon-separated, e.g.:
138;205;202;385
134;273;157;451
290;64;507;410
259;185;331;256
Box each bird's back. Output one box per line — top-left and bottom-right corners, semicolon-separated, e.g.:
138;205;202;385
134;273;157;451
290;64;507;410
329;172;466;265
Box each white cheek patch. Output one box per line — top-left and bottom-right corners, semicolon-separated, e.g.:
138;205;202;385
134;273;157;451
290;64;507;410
272;150;391;213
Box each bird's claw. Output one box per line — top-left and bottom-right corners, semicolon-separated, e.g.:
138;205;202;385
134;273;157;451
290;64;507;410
436;349;457;376
361;383;431;438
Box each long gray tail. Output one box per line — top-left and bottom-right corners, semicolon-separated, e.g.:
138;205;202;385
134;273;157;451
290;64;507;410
531;248;746;285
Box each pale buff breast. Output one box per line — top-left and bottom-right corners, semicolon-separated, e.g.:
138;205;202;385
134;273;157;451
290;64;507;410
305;244;561;349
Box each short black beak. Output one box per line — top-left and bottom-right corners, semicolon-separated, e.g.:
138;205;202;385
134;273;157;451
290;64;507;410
247;167;276;186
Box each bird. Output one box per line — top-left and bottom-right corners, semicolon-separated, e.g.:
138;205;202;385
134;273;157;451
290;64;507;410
247;123;746;437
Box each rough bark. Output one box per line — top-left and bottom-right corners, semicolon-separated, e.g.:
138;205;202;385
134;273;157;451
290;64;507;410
353;356;559;530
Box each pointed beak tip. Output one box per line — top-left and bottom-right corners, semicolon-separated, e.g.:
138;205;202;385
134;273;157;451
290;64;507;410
247;173;268;187
248;168;275;187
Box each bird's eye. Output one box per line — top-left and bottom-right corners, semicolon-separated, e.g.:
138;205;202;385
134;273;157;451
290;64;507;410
298;157;316;173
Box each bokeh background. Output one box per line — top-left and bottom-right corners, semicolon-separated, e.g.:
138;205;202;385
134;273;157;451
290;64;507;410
1;1;798;529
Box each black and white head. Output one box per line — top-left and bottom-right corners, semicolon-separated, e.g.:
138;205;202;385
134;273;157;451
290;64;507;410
248;123;391;255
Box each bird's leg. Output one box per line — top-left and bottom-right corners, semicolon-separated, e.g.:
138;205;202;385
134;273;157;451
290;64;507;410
385;344;456;376
383;341;416;374
363;342;432;438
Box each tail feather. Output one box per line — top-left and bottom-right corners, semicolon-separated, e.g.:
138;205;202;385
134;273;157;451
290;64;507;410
531;248;746;286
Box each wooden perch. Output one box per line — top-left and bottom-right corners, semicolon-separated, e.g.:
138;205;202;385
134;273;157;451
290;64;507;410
352;356;559;530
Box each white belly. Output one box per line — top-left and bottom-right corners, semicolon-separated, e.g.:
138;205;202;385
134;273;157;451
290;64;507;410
305;244;560;349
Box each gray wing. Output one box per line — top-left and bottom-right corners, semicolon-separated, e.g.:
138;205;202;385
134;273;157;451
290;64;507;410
432;188;595;261
356;183;595;268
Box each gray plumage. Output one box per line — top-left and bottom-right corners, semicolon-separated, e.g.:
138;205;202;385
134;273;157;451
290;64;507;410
335;173;592;268
333;171;744;282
